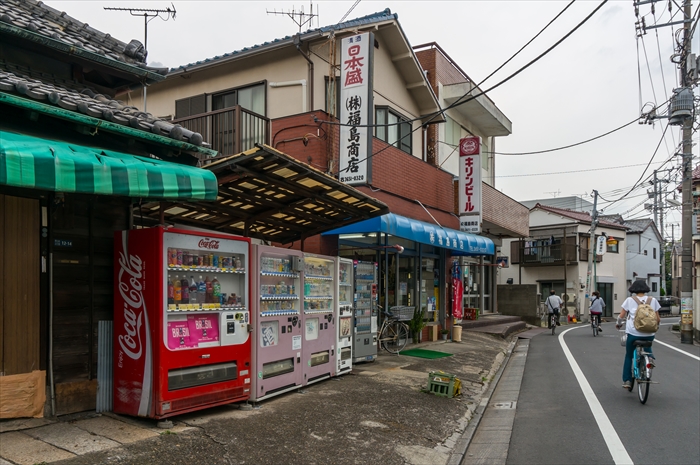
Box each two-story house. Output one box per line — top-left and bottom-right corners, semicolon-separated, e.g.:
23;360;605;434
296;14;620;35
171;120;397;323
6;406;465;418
142;9;526;331
601;215;663;299
500;204;628;319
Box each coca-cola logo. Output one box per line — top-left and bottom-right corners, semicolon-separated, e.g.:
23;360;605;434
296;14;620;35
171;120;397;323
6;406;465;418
198;238;220;250
117;239;145;362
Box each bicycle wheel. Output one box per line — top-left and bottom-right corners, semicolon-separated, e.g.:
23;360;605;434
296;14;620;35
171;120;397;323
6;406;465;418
592;321;598;337
383;322;408;354
637;351;650;404
551;316;556;335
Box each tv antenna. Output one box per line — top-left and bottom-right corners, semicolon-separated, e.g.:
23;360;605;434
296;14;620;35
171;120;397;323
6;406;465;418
546;189;561;198
267;2;318;33
104;3;177;112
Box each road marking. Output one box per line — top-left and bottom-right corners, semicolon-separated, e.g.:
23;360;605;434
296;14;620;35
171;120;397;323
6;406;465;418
559;326;633;465
654;339;700;361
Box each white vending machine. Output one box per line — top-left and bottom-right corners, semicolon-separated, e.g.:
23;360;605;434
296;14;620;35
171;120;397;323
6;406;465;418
353;260;378;363
302;253;337;385
337;258;354;375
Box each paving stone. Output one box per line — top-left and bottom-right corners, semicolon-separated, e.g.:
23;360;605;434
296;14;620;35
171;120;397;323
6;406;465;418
23;423;120;455
72;416;160;444
0;431;75;465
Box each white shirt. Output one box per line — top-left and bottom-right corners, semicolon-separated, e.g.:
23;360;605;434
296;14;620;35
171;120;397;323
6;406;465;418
545;295;563;313
621;294;660;337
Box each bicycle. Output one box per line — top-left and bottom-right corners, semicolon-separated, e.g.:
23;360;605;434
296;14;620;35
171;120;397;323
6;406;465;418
629;339;654;404
550;311;559;335
591;313;601;337
377;307;409;354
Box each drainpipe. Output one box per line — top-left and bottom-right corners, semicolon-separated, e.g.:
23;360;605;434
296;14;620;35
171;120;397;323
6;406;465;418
49;252;56;416
294;34;314;111
269;80;308;113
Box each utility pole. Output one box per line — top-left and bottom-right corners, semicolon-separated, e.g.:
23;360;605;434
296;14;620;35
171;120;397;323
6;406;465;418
636;0;695;343
679;0;694;344
584;190;599;323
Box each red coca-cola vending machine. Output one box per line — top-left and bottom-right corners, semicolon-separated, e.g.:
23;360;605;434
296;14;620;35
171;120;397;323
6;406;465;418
113;226;251;419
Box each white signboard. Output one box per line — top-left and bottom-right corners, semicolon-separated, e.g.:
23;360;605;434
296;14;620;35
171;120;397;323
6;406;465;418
596;236;607;255
458;137;482;234
339;32;373;185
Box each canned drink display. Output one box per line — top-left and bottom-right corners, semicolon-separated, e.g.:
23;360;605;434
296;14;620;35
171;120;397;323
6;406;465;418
213;255;219;268
176;249;183;265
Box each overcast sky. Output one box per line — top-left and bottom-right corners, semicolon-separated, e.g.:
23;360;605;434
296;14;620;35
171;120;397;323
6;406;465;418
45;0;698;235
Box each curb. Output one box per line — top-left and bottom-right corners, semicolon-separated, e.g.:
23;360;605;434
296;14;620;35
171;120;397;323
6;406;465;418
447;336;519;465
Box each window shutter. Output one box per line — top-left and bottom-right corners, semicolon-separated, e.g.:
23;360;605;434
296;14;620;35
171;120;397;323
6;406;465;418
510;241;521;264
175;94;206;119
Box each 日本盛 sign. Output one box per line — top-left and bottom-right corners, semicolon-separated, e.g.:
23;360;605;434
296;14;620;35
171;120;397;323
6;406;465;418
339;32;374;186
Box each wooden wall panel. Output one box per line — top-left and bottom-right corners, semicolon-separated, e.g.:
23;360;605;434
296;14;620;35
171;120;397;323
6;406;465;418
0;195;4;374
2;195;40;375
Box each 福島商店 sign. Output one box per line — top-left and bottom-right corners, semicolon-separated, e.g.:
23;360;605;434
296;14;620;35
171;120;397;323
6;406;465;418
339;32;374;186
458;137;482;234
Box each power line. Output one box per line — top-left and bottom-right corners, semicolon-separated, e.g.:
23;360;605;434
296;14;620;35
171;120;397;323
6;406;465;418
495;162;665;178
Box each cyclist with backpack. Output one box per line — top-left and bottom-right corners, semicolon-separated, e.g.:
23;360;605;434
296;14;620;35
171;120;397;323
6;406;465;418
616;280;661;389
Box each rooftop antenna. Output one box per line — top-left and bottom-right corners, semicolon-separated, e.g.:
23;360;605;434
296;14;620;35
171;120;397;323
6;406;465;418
546;189;561;198
104;3;177;112
267;2;318;33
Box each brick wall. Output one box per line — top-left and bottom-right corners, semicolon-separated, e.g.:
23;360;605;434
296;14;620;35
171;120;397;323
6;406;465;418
372;139;454;214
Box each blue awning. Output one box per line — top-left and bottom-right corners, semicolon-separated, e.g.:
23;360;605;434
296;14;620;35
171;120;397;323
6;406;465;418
322;213;494;256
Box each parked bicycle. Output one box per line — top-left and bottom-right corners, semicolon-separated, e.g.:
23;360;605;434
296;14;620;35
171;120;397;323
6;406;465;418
377;306;409;354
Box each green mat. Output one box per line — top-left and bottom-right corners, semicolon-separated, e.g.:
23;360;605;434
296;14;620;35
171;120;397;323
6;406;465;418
399;348;453;359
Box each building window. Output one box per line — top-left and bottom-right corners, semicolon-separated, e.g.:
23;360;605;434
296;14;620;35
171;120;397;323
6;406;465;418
375;107;412;154
325;76;340;117
652;282;658;292
213;83;266;116
606;241;619;253
653;248;656;259
644;250;648;256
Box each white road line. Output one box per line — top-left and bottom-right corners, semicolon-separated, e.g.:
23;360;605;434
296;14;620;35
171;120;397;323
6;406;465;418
558;326;633;465
654;339;700;361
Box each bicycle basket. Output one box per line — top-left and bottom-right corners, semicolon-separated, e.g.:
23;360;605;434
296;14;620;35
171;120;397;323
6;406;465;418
619;329;627;347
389;306;414;321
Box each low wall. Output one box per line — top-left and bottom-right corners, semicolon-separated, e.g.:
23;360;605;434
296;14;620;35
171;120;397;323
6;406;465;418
497;284;540;325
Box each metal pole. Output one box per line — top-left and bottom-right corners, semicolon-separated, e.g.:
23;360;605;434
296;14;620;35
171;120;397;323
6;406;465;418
660;184;665;296
680;0;694;343
584;190;599;323
653;170;658;229
143;13;148;112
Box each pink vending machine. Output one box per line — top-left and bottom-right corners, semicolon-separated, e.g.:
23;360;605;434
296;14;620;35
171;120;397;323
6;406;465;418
249;245;304;402
302;253;337;385
113;227;251;419
337;258;354;375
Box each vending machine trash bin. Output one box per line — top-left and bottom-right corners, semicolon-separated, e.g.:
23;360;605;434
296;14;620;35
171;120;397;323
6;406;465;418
452;324;462;342
426;371;461;398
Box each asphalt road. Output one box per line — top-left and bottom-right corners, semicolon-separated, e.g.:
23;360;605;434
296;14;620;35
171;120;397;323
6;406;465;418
506;319;700;465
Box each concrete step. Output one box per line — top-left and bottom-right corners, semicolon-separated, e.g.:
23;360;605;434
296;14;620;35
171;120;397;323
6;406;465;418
458;315;522;329
462;321;527;339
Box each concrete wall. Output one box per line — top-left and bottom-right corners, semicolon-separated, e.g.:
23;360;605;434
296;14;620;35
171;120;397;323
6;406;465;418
497;284;539;325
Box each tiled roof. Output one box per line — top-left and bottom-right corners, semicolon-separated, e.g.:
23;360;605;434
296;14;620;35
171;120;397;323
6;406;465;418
0;0;165;74
532;203;627;230
0;67;204;146
171;8;397;72
693;164;700;180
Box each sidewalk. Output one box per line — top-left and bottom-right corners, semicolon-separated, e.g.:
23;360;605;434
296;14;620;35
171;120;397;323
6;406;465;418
0;328;524;465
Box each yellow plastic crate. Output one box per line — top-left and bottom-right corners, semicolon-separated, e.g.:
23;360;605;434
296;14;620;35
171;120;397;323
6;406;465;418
427;371;461;398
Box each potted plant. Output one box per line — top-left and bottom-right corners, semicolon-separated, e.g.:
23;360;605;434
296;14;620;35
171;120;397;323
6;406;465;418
440;329;449;341
408;308;426;344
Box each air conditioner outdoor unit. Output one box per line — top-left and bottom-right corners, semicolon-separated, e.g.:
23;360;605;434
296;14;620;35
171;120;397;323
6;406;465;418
562;293;577;303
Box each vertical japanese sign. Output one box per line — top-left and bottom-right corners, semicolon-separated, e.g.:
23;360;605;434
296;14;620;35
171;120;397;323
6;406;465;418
339;32;374;185
458;137;482;233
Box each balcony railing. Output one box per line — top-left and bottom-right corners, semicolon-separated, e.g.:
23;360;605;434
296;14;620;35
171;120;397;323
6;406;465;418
172;105;270;160
512;242;578;266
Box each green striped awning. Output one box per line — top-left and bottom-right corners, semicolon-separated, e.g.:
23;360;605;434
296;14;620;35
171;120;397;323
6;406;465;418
0;130;218;200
